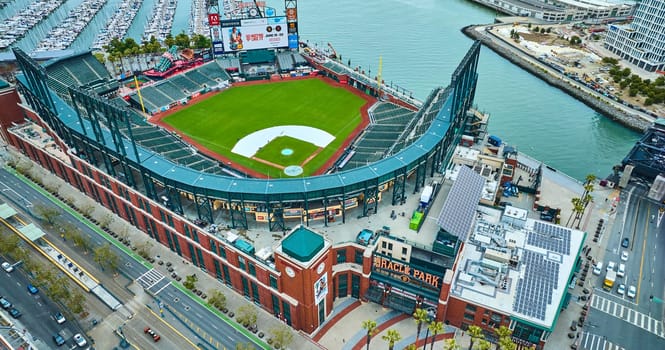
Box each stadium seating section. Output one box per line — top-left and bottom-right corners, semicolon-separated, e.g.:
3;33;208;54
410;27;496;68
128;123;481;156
45;52;118;99
108;97;223;174
342;102;416;169
127;61;231;111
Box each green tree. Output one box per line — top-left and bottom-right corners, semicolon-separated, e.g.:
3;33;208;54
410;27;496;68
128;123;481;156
270;324;293;349
468;325;484;350
183;274;198;290
236;304;257;326
192;34;211;49
474;339;492;350
135;241;153;259
0;232;20;255
175;32;191;49
34;204;61;225
164;33;176;48
362;319;378;350
444;339;461;350
207;289;227;310
382;329;402;350
66;290;86;314
405;345;417;350
413;308;429;348
493;326;512;350
93;243;119;271
428;321;444;350
498;338;516;350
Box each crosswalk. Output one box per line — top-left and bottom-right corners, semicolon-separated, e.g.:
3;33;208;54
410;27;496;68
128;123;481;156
590;294;664;337
137;268;166;290
578;332;624;350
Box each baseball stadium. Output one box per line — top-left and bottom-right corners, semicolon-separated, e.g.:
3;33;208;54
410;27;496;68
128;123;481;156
0;0;564;343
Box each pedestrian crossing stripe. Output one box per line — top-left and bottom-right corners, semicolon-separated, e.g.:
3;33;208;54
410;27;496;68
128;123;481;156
579;332;625;350
590;294;664;338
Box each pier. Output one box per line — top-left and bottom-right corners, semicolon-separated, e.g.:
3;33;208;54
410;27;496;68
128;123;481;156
0;0;66;49
91;0;144;50
143;0;177;42
34;0;108;53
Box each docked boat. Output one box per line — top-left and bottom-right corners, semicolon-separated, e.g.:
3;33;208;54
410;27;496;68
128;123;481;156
91;0;144;51
33;0;108;53
0;0;65;50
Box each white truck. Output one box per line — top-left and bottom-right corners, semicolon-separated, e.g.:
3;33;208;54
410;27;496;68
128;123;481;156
603;270;617;291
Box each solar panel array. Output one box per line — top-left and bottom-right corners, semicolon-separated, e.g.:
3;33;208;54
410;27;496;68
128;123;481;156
513;250;560;320
528;221;571;255
436;166;486;241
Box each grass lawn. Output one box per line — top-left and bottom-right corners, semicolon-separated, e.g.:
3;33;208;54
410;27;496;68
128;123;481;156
163;78;365;176
253;136;320;168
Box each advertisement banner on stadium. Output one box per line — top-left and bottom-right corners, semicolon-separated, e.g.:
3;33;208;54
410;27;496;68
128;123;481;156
220;17;289;52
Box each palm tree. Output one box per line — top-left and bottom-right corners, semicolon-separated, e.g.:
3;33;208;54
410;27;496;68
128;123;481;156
413;308;429;348
443;339;461;350
468;325;484;350
362;319;378;350
498;337;516;350
428;321;444;350
381;329;402;350
493;326;512;350
475;339;492;350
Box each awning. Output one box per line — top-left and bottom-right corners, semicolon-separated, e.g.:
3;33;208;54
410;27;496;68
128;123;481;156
19;223;46;241
0;203;17;219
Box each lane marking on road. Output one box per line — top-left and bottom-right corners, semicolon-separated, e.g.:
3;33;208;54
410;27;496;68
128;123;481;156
637;205;650;305
143;305;199;349
590;294;664;338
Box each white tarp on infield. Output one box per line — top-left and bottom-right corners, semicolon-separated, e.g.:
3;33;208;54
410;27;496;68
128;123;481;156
231;125;335;157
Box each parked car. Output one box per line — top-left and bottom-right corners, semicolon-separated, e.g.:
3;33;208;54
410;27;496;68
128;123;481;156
9;308;21;319
53;334;65;346
0;297;12;310
617;284;625;295
1;262;13;273
606;261;616;272
27;284;38;294
622;238;630;248
592;261;603;275
54;312;66;324
627;285;636;298
617;263;625;278
144;327;161;342
73;333;87;347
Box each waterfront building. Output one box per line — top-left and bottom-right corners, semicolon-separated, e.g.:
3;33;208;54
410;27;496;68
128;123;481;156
1;42;580;348
469;0;633;22
604;0;665;72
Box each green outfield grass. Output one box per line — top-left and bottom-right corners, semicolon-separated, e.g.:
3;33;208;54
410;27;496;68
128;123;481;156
253;136;319;168
163;79;365;176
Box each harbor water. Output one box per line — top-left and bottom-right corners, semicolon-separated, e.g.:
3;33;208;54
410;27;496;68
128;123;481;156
0;0;640;180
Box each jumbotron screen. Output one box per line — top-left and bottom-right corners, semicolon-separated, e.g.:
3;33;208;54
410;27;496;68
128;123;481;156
219;17;291;53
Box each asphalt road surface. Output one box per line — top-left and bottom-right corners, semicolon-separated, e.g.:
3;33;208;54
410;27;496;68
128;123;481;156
0;265;87;348
0;167;259;349
584;182;665;349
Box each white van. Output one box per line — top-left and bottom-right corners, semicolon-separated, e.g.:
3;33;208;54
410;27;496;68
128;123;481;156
593;261;603;275
617;263;625;278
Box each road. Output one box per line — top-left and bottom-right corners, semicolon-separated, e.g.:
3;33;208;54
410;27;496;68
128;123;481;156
0;265;87;348
583;182;665;349
0;167;260;349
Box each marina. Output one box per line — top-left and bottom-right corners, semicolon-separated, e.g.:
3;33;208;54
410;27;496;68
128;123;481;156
189;0;208;36
34;0;108;52
142;0;177;42
0;0;66;49
91;0;144;50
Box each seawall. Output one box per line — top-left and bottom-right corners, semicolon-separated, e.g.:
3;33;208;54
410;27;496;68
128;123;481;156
461;24;651;132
